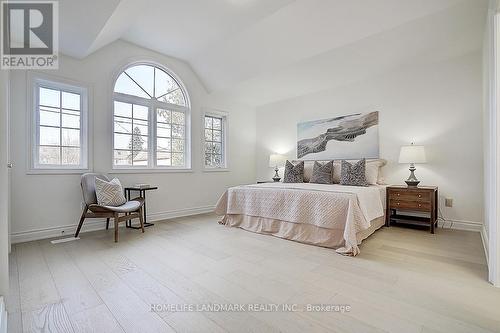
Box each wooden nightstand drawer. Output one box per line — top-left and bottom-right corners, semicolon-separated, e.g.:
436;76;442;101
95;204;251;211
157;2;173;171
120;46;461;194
389;190;431;202
386;185;438;234
389;199;431;211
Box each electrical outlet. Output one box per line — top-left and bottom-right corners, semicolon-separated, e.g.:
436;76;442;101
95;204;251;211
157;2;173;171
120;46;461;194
445;198;453;207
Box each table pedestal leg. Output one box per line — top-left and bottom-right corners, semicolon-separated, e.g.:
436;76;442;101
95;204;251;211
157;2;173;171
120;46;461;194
126;190;131;227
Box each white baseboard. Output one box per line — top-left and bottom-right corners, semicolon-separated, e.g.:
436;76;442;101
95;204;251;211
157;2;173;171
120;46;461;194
10;205;216;244
437;219;483;232
0;297;6;333
146;205;216;221
481;225;489;265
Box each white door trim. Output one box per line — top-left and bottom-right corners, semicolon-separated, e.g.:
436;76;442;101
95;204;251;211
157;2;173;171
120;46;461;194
491;11;500;287
486;6;500;287
6;70;10;255
0;297;6;333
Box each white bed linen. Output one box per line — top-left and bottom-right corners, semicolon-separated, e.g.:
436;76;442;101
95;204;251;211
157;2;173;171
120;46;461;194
245;183;384;224
215;183;386;255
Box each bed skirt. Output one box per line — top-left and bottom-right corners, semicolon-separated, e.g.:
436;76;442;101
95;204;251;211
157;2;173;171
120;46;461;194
220;214;385;254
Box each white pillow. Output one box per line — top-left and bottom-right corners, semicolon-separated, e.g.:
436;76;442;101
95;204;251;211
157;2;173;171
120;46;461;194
95;178;127;207
302;161;314;182
365;163;379;185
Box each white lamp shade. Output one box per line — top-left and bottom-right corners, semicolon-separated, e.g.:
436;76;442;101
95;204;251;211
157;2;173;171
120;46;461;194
269;154;287;167
399;145;426;164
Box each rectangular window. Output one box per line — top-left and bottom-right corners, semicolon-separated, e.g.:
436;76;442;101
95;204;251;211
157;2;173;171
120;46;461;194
113;101;150;166
31;76;89;171
112;102;190;170
156;109;185;167
204;113;227;169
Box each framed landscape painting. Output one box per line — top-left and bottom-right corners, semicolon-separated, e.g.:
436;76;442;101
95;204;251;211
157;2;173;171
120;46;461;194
297;111;379;160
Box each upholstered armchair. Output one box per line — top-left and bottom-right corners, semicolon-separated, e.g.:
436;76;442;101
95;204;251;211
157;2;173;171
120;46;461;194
75;173;145;242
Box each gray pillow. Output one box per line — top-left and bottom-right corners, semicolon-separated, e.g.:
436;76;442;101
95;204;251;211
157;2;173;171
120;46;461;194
310;161;333;184
283;160;304;183
340;159;368;186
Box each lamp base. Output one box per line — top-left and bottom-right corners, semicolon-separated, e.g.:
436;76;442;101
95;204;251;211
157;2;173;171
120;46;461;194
405;163;420;187
273;168;281;182
405;180;420;187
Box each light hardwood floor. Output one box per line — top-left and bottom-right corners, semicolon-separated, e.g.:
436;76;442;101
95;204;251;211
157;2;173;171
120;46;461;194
5;213;500;333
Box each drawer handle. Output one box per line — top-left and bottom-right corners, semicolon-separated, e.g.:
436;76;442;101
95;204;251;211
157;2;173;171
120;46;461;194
418;194;422;198
397;193;400;196
397;202;400;205
418;204;422;207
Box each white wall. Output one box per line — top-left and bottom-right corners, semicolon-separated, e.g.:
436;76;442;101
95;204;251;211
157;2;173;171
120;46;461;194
256;52;483;227
9;40;256;241
0;69;9;295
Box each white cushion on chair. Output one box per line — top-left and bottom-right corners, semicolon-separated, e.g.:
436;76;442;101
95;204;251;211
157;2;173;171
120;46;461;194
103;200;141;213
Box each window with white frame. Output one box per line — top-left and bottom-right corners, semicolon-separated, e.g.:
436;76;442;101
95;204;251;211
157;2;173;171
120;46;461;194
204;112;227;169
32;77;89;170
113;63;190;169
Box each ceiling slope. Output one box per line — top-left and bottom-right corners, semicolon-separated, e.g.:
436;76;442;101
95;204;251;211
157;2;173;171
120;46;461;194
58;0;487;106
59;0;121;58
212;0;487;105
188;0;465;91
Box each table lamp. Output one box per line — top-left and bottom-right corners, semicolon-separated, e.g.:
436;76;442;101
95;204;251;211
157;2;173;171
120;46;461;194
269;154;287;182
398;143;426;187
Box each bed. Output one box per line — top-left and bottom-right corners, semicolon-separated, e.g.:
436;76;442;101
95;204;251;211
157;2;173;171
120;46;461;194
215;181;386;256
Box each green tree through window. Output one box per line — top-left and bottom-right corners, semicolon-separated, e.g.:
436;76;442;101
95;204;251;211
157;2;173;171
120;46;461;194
129;126;144;162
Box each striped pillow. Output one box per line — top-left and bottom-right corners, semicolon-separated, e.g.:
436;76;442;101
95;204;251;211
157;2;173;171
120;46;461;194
95;178;127;206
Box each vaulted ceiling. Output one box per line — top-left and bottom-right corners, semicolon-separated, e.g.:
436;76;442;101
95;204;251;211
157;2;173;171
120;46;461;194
59;0;488;106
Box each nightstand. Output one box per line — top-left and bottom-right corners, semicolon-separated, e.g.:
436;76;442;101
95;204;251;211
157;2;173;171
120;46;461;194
386;185;438;233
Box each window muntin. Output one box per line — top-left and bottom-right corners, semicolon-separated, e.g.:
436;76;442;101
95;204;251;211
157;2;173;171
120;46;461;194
204;115;226;168
113;63;190;169
113;101;149;166
33;80;88;170
114;64;186;106
156;109;185;167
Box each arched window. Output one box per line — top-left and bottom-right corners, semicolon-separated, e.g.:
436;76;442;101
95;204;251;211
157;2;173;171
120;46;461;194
113;63;190;169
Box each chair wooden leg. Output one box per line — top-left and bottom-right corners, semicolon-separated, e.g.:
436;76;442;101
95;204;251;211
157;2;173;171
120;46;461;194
75;206;88;237
139;208;145;233
114;213;119;243
106;218;110;230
